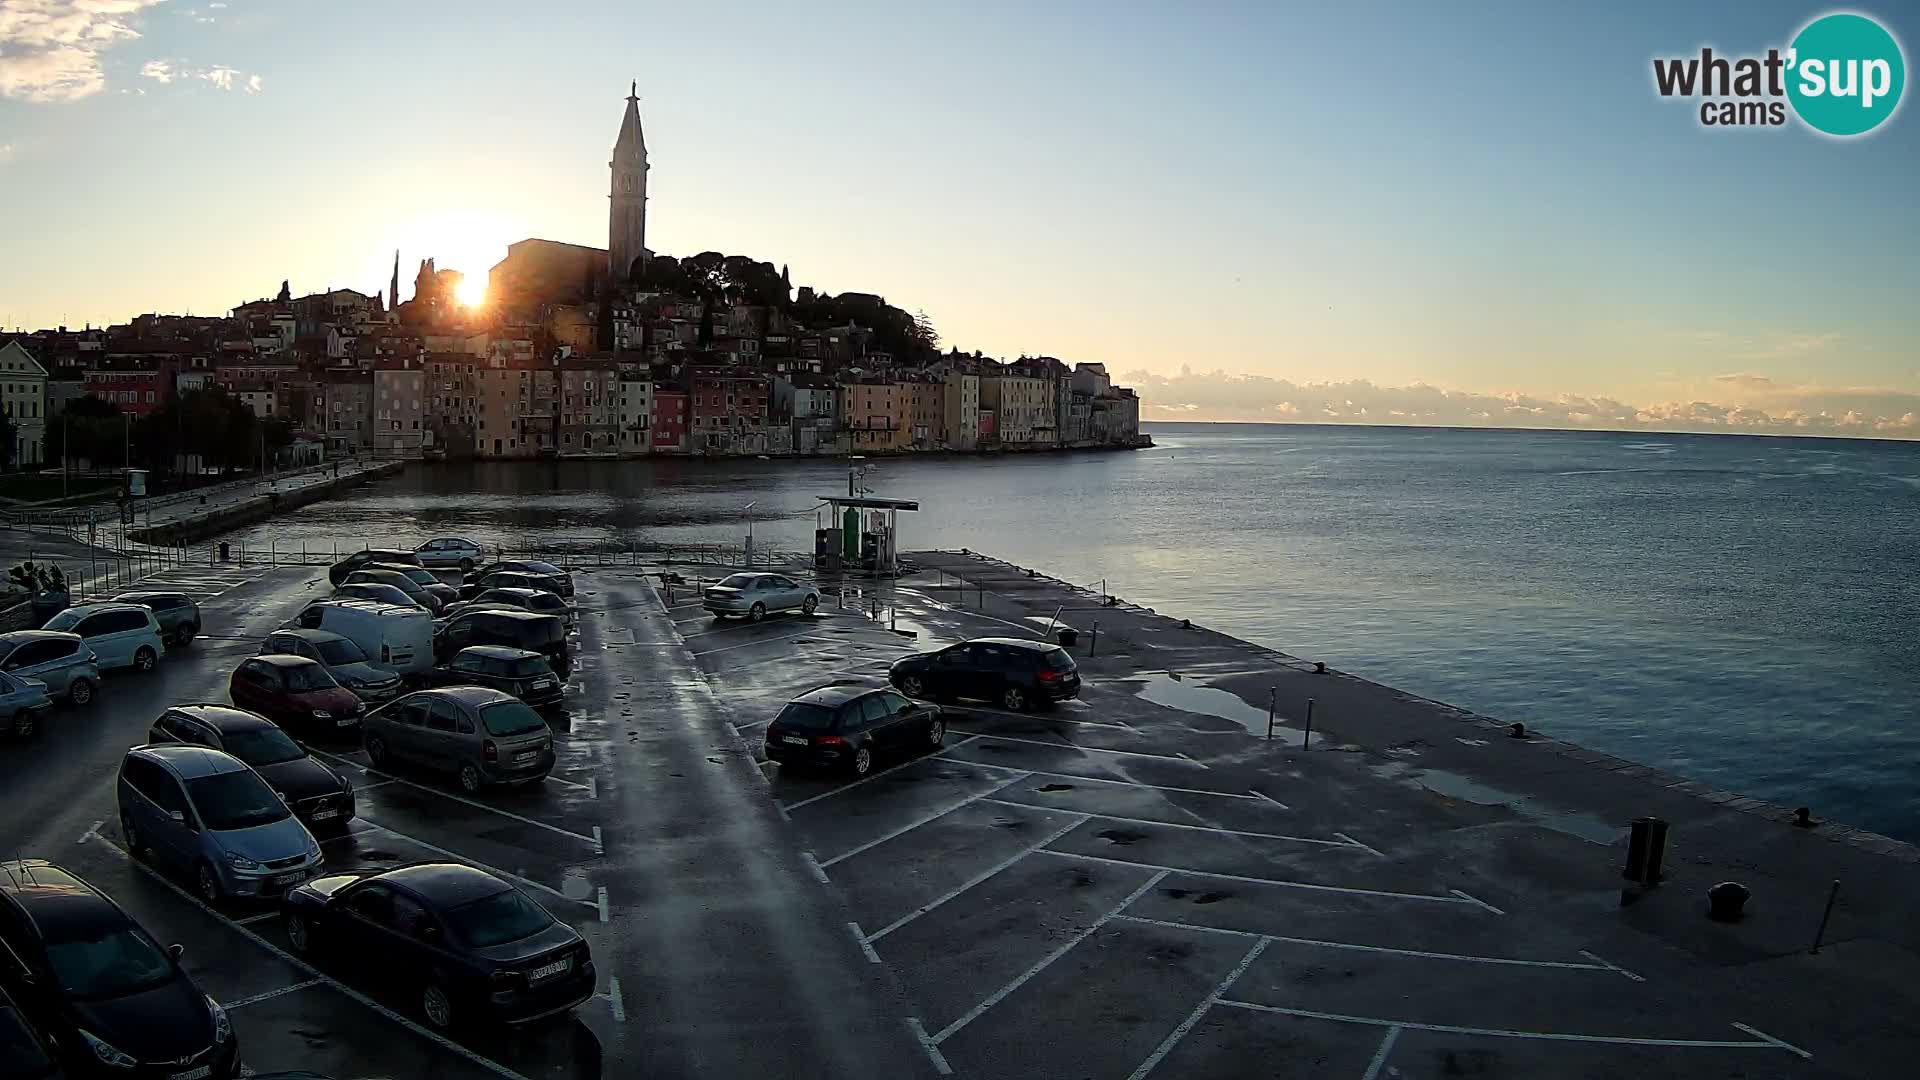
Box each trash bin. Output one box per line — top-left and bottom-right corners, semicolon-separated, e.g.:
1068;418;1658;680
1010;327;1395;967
1623;817;1668;883
1057;628;1078;647
218;541;230;563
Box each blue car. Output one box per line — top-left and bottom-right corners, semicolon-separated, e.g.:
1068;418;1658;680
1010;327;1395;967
115;745;324;903
0;671;53;740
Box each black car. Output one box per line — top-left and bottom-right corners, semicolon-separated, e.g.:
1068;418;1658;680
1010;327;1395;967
145;705;356;830
423;647;565;709
327;548;423;586
889;637;1081;711
457;571;563;603
0;861;238;1078
0;983;61;1079
443;588;572;627
764;684;943;776
463;561;572;599
434;610;569;677
282;863;594;1030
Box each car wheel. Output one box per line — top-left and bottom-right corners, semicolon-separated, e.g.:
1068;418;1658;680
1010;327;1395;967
68;677;95;707
458;558;474;573
850;744;873;777
749;603;766;623
132;646;157;672
121;813;144;858
422;981;456;1030
802;594;818;615
927;718;945;748
901;674;925;698
1002;685;1028;711
457;763;483;794
196;862;222;903
174;624;197;648
9;711;34;739
286;912;313;954
366;735;389;767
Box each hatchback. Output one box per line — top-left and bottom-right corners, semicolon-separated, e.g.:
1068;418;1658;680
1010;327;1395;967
116;745;324;903
703;572;818;622
0;673;53;740
457;570;563;603
227;655;365;739
764;684;943;776
464;561;572;599
414;537;486;572
333;581;424;610
363;688;554;793
0;860;238;1078
257;630;404;704
424;647;565;709
444;587;572;626
889;637;1081;711
38;603;165;673
145;705;356;831
344;569;443;614
283;863;593;1030
370;564;459;610
0;630;100;706
107;591;202;649
433;609;570;676
328;548;422;586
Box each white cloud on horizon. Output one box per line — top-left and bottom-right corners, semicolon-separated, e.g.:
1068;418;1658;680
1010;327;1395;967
199;62;234;88
138;57;172;82
140;56;260;93
0;0;167;103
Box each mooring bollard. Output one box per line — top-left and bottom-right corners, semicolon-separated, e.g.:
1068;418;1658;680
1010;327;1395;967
1266;687;1277;741
1303;697;1315;749
1810;879;1841;953
1089;621;1099;656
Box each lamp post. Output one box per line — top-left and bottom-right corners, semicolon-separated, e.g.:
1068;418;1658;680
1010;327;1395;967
743;500;757;568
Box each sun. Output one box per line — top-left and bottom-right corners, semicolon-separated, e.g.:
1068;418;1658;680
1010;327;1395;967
456;274;488;307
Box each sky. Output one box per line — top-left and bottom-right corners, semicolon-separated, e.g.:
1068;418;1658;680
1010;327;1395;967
1;1;1917;438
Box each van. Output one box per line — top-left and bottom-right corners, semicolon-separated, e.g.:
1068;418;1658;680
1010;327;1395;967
39;602;166;672
433;608;571;677
282;599;435;676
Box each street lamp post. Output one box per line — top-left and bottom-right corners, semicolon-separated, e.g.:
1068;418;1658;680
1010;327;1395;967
743;500;757;568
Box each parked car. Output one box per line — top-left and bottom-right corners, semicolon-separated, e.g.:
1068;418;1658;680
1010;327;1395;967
763;684;943;776
282;862;593;1029
0;860;238;1077
422;647;565;709
889;637;1081;711
370;564;459;610
0;673;53;740
0;983;61;1080
38;603;165;673
108;590;202;648
414;537;486;572
443;587;572;626
116;745;324;902
344;569;444;615
0;630;99;706
457;570;564;603
433;609;570;676
257;629;404;704
145;705;356;831
703;572;819;623
464;560;572;599
363;688;554;793
332;581;424;610
328;548;423;585
281;600;435;676
228;655;366;738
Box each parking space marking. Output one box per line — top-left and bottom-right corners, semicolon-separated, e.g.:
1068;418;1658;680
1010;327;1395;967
542;773;595;795
1110;916;1629;975
818;773;1031;868
597;887;609;923
955;757;1276;803
1211;1001;1813;1056
608;976;627;1022
78;819;103;844
1033;850;1480;907
89;834;538;1080
1126;937;1270;1080
1360;1025;1403;1080
1333;831;1386;858
346;818;598;911
867;815;1092;944
952;731;1210;769
1449;888;1506;915
1578;949;1645;982
907;1017;954;1076
780;735;986;811
684;618;820;644
950;707;1136;732
801;851;830;884
848;922;882;964
1248;788;1286;807
308;748;601;848
223;978;323;1010
934;871;1169;1045
592;826;604;855
977;799;1349;849
234;911;278;926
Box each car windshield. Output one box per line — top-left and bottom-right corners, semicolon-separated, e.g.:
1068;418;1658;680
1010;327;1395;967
283;665;339;692
513;619;564;649
44;923;175;1000
717;574;757;589
478;700;547;737
530;595;564;612
314;637;368;665
222;726;306;768
399;568;436;585
444;887;554;949
186;770;291;830
776;702;837;731
1042;647;1075;671
40;610;80;631
504;656;551;677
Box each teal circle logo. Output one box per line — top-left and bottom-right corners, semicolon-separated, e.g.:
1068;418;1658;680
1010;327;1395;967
1787;13;1905;136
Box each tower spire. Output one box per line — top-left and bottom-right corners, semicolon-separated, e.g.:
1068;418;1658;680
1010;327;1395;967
609;81;649;282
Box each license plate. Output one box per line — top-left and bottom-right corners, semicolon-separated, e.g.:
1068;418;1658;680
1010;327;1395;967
311;808;341;821
335;717;359;727
527;957;571;981
272;871;305;887
781;735;809;746
514;751;538;764
172;1067;211;1080
532;678;554;689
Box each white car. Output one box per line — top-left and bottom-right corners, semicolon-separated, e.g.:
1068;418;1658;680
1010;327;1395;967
40;602;166;672
415;536;486;571
703;573;819;622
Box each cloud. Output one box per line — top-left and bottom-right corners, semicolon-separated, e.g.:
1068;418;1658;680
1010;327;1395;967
199;62;234;89
0;142;12;158
244;71;259;93
138;57;171;82
1123;369;1920;441
139;56;261;93
0;0;167;103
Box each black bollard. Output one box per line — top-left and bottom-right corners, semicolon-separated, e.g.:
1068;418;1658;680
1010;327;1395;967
1314;661;1326;674
1509;722;1528;739
1707;881;1750;922
1624;818;1668;884
1793;807;1817;829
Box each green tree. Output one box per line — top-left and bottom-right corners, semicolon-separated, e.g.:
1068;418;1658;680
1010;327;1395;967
0;409;16;470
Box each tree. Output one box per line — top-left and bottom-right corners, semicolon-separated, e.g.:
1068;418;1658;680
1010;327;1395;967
911;309;940;352
47;396;125;470
0;410;15;470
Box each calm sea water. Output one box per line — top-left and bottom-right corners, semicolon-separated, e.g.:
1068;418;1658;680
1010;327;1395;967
230;424;1920;840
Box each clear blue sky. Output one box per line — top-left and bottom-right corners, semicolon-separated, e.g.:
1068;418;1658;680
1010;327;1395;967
2;1;1916;434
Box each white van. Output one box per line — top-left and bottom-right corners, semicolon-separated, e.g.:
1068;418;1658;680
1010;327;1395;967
281;599;434;675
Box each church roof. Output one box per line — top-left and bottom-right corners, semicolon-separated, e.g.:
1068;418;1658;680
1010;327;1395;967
614;83;646;157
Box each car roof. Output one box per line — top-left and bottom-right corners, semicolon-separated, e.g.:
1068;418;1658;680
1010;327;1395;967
271;628;349;644
0;629;82;644
370;562;429;572
0;860;129;939
408;685;519;706
360;548;415;557
254;653;323;669
56;602;146;616
968;637;1058;651
457;645;540;660
461;607;552;622
477;587;545;599
170;705;278;733
376;863;513;906
308;598;422;615
127;744;247;779
792;683;885;707
113;590;191;601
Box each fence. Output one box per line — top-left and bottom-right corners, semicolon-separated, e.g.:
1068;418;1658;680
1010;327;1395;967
8;539;198;608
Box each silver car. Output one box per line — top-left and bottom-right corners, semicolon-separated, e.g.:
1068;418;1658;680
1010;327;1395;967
258;629;404;704
363;686;555;794
0;629;101;706
0;671;53;739
703;572;819;622
415;536;486;571
115;744;323;902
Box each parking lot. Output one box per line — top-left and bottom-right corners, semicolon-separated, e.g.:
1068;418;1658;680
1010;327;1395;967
676;569;1830;1079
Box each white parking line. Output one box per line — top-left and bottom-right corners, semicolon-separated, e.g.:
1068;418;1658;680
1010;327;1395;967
1730;1023;1813;1058
1033;850;1480;907
956;758;1274;803
88;834;538;1080
906;1017;954;1075
308;748;601;848
978;799;1348;848
867;815;1092;944
78;820;104;844
935;871;1169;1044
597;887;609;923
780;736;985;811
686;623;820;651
223;978;323;1010
952;731;1209;769
542;773;595;795
818;774;1031;868
592;826;604;855
1110;916;1624;973
1212;1001;1813;1056
1126;937;1270;1080
1449;888;1506;915
1333;832;1386;858
608;976;627;1022
1360;1025;1403;1080
848;922;881;964
234;911;279;926
801;851;830;884
1579;949;1646;982
345;818;597;911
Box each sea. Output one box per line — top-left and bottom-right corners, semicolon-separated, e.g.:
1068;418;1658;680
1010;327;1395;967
225;423;1920;841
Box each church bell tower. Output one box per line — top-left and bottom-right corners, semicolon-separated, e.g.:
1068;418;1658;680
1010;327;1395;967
609;81;649;282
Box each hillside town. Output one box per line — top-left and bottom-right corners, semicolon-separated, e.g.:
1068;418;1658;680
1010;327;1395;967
0;86;1144;469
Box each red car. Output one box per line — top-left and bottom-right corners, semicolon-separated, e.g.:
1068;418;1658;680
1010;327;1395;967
230;654;366;739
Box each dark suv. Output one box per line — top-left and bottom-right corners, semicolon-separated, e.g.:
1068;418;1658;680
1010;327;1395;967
888;637;1081;711
424;646;566;709
109;591;202;648
328;548;423;586
0;860;240;1077
434;610;570;677
764;684;943;776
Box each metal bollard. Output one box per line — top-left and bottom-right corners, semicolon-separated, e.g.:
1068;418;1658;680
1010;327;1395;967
890;605;897;632
1089;621;1099;656
1810;879;1841;953
1303;697;1314;748
1267;688;1277;740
